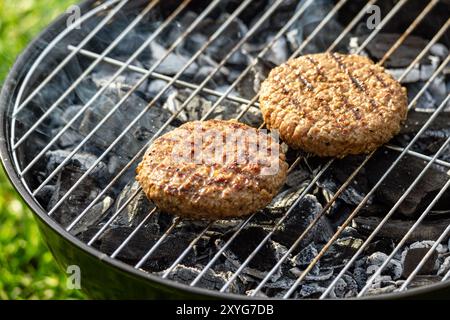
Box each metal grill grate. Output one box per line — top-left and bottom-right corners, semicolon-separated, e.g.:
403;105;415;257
8;0;450;298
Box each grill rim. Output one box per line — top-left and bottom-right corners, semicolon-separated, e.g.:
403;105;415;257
1;0;450;299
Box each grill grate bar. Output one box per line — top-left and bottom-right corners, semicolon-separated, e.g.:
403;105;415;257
378;0;440;66
67;45;260;107
25;0;192;184
385;144;450;168
442;261;450;282
11;0;126;117
13;0;159;153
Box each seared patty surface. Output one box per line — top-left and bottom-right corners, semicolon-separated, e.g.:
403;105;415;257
136;120;288;219
259;53;408;157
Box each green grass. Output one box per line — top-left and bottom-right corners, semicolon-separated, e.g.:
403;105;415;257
0;0;85;300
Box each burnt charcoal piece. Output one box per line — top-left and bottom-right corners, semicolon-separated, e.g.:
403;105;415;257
76;87;173;160
364;34;429;68
405;79;448;112
237;57;275;100
437;256;450;276
147;42;198;77
285;167;311;188
366;148;450;217
394;110;450;161
322;237;364;267
366;252;403;281
162;89;263;126
401;241;446;278
353;266;368;290
296;283;327;299
164;264;242;293
243;35;289;66
34;185;56;207
142;232;206;272
292;243;319;269
272;195;333;249
353;216;450;243
49;166;105;228
217;227;286;280
318;154;373;207
114;180;156;227
97;225;158;259
332;274;358;298
54;105;84;148
407;275;443;289
287;0;347;54
90;60;148;97
45;150;110;185
193;14;248;66
70;196;114;236
98;226;197;272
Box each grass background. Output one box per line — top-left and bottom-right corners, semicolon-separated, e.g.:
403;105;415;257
0;0;85;299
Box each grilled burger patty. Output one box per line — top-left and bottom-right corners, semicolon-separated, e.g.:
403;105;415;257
259;53;408;157
136;120;288;219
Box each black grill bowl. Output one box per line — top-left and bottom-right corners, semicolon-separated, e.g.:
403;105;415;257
1;0;450;299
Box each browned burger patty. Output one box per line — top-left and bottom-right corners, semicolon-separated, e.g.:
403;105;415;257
136;120;288;219
259;53;408;157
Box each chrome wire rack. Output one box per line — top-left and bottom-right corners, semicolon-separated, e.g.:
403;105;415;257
4;0;450;299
